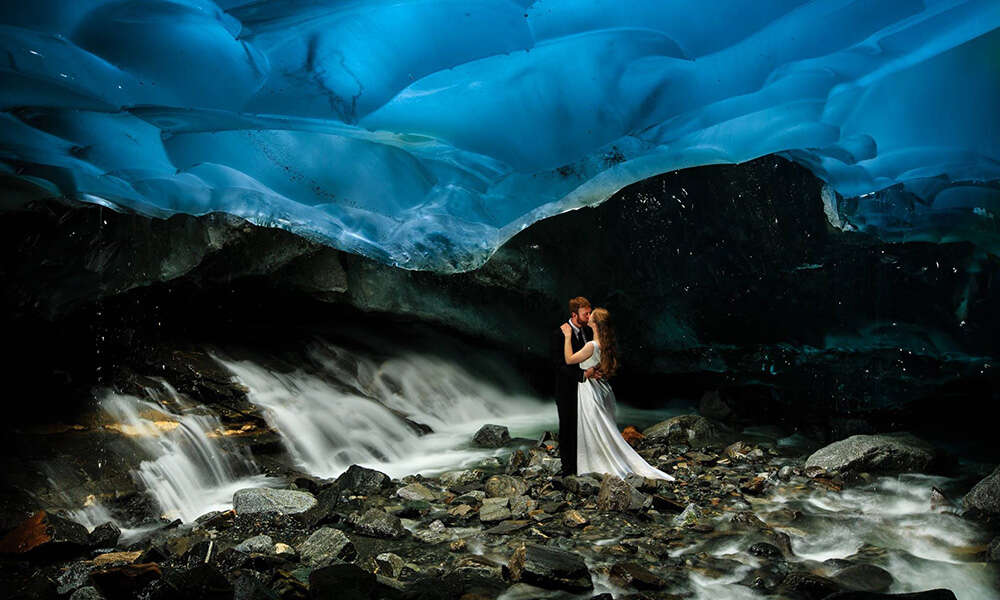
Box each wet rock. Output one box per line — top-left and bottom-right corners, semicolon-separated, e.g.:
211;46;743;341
651;494;685;513
805;433;940;477
962;465;1000;516
440;469;484;488
88;522;121;549
298;527;356;566
929;487;959;513
779;465;796;480
484;520;530;535
730;511;767;531
597;474;632;511
308;563;379;600
510;495;537;518
233;488;317;515
93;551;143;566
832;563;894;593
562;510;588;528
413;519;450;544
643;415;726;447
777;571;841;600
485;475;528;498
274;542;296;559
480;498;512;523
333;464;392;496
0;510;90;560
349;509;408;539
90;563;162;600
70;587;105;600
234;534;273;555
57;561;94;595
672;503;705;527
396;482;440;502
609;562;667;590
748;542;784;560
741;475;770;495
563;475;601;496
375;552;405;578
508;544;593;592
506;449;531;474
473;424;511;448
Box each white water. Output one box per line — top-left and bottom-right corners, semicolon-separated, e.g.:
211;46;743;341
95;383;274;523
663;472;998;600
217;339;555;479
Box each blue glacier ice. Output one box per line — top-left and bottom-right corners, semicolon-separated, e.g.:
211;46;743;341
1;1;998;270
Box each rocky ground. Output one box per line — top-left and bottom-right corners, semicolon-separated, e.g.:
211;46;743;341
1;415;997;600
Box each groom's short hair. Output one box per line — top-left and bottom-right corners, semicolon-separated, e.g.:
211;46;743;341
569;296;591;315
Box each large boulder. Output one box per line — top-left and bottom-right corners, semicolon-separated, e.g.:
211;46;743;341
348;509;408;539
473;424;511;448
508;544;593;592
333;465;392;496
962;465;1000;516
804;433;941;477
642;415;726;447
233;488;317;515
0;511;90;560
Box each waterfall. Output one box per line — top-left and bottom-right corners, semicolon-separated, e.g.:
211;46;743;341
217;339;554;479
95;382;274;523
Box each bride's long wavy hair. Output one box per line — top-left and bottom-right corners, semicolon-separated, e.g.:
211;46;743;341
589;308;619;378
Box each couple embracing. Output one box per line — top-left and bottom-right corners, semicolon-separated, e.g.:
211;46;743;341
552;297;673;481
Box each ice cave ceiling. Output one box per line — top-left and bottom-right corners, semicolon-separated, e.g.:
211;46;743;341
1;0;998;271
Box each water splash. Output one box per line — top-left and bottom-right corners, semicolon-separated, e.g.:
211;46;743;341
217;339;554;479
97;383;274;523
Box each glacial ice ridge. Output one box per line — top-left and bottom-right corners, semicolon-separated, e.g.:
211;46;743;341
1;1;998;270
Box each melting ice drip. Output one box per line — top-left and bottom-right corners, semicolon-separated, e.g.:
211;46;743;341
217;340;554;479
96;383;273;524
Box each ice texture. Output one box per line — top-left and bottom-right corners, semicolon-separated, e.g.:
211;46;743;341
1;1;998;270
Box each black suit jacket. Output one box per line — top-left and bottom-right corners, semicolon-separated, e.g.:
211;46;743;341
553;323;593;397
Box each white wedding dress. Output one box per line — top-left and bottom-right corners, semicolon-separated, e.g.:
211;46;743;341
576;340;674;480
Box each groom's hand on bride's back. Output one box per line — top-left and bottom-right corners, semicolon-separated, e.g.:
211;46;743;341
584;367;603;380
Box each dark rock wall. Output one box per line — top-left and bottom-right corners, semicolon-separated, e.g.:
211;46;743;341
2;157;998;437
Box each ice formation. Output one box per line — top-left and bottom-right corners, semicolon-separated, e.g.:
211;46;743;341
1;1;998;270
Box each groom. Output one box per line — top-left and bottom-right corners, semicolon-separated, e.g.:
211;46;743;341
552;296;599;476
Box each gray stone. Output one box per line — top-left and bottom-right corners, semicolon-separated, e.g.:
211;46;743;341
233;488;317;515
88;522;121;549
832;563;894;593
597;474;631;511
57;561;94;595
439;469;483;488
643;414;726;447
375;552;405;578
510;495;537;519
480;498;512;523
396;482;440;502
963;465;1000;515
805;433;939;477
350;509;408;539
778;465;795;480
235;534;274;555
333;465;392;496
563;475;601;496
298;527;356;566
70;587;105;600
987;536;1000;562
508;544;593;592
473;424;511;448
673;503;704;527
485;475;528;498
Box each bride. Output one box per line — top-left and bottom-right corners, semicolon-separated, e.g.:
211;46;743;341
561;308;674;481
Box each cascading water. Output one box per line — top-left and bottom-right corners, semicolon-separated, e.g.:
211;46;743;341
92;382;273;524
217;339;555;479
